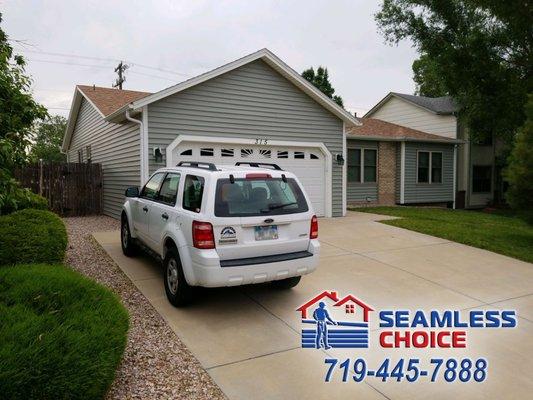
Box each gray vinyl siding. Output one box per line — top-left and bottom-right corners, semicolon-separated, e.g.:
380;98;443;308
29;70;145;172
67;98;140;218
346;139;378;202
147;59;344;216
402;142;454;203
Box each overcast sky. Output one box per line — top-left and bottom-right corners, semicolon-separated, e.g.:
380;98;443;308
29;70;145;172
4;0;418;118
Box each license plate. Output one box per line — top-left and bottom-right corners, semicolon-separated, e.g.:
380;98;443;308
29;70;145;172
254;225;278;241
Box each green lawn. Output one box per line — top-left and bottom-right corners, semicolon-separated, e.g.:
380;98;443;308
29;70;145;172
351;207;533;263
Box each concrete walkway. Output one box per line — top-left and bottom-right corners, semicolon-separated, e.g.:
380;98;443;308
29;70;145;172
94;211;533;400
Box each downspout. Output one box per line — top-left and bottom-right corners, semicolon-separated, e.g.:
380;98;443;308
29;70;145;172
125;108;145;186
453;144;457;209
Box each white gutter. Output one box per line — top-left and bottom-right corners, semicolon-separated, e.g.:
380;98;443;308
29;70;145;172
125;109;146;186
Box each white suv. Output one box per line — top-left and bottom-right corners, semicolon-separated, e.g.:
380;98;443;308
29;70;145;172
121;161;320;306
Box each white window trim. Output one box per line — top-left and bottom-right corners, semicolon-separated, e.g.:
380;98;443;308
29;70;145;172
416;150;443;184
165;134;333;217
347;147;378;184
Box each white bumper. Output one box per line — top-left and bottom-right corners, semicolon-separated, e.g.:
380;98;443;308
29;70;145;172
189;240;320;287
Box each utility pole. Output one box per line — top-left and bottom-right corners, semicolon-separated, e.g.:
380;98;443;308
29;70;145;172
113;61;129;89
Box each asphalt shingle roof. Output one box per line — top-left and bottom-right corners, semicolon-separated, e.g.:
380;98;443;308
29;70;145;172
77;85;151;117
347;118;456;142
391;92;458;115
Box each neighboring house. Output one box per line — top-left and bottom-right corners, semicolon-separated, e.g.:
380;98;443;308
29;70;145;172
62;49;359;218
346;118;461;207
365;92;499;208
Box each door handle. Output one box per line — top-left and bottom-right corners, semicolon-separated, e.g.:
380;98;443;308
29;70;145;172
142;206;148;212
161;212;169;220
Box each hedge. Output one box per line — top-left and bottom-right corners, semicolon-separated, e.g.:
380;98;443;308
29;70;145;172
0;264;129;400
0;209;67;266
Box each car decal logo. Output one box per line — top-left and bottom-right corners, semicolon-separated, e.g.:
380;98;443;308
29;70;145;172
219;226;237;244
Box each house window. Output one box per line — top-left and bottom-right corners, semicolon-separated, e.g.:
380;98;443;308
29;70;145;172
347;149;361;183
472;166;492;193
345;304;355;314
364;149;377;183
86;145;92;162
348;148;376;183
78;149;83;163
417;151;442;184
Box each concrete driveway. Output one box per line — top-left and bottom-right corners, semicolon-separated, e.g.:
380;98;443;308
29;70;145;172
94;211;533;400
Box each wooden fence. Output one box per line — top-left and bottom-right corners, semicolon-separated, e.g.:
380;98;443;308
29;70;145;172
14;162;103;217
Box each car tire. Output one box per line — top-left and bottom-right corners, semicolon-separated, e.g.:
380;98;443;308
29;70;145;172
164;248;193;307
121;215;137;257
271;276;301;289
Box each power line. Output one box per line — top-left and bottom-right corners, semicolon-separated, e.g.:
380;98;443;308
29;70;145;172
18;48;190;77
27;58;111;69
129;70;180;82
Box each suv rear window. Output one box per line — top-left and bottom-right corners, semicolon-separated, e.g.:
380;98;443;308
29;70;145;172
215;177;308;217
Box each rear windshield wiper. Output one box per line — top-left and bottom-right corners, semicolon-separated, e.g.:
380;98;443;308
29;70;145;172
261;202;297;212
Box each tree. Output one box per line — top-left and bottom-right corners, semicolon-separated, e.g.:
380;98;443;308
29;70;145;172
412;54;448;97
302;66;344;108
505;95;533;223
29;115;67;162
375;0;532;143
0;12;48;164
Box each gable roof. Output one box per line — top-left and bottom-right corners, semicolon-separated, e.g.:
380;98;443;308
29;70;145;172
104;48;360;127
77;85;151;117
365;92;458;117
62;85;151;151
347;118;462;143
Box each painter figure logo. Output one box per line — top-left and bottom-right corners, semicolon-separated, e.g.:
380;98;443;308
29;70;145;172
297;291;374;349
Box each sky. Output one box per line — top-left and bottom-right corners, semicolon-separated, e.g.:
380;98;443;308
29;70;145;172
3;0;419;118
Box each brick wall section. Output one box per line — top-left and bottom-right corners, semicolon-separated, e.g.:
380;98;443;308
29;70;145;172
378;142;397;205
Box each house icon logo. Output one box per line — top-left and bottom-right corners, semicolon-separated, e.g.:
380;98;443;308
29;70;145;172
296;291;374;349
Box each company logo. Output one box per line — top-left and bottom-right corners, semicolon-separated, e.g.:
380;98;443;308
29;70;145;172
296;291;374;349
297;291;517;350
219;226;237;244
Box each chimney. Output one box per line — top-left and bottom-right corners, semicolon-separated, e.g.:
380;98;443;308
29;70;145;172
354;112;357;118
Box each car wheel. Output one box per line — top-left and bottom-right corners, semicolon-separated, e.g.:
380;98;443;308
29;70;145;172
271;276;301;289
164;248;193;307
121;216;137;257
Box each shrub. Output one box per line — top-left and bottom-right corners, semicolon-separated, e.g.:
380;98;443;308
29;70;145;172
0;209;67;266
0;264;129;400
0;138;48;215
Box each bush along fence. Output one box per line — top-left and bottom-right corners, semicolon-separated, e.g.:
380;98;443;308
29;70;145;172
14;161;103;217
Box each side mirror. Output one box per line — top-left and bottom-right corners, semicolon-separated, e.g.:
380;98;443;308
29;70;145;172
125;187;139;197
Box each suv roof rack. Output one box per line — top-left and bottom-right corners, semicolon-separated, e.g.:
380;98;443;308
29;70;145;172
177;161;218;171
235;162;283;170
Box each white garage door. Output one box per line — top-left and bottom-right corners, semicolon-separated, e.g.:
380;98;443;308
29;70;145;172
172;142;327;216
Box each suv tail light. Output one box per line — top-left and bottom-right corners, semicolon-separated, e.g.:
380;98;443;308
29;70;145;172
310;215;318;239
192;221;215;249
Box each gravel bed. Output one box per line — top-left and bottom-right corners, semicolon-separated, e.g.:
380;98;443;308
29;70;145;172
64;216;226;400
